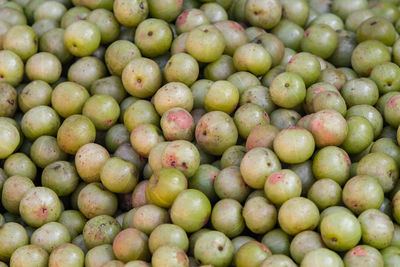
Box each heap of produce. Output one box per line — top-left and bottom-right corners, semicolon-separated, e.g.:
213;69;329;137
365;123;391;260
2;0;400;266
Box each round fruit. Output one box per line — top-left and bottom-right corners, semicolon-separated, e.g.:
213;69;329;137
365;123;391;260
64;20;101;57
170;189;211;233
264;169;302;205
343;245;384;267
278;197;320;235
307;179;342;210
245;0;282;29
82;95;120;131
194;231;234;267
290;230;325;264
48;243;84;267
195;111;238;156
312;146;351;185
75;143;110;183
320;209;362;251
240;147;281;189
211;199;244;238
10;245;49;267
235;241;271;267
301;248;344;267
356;152;398;193
57;115;96;155
342;175;384;215
146;167;187;208
19;187;62;228
77;183;118;219
112;228;150;262
0;222;29;262
270;72;306;108
204;80;239;114
351;40;391;76
51;82;90;118
134;18;173;57
100;157;139;194
148;224;188;253
186;24;225;63
30;222;71;253
41;161;80;196
243;196;277;234
273;127;315;164
83;215;121;249
160;140;200;177
151;245;188;267
307;24;340;55
214;166;251;202
85;244;115;267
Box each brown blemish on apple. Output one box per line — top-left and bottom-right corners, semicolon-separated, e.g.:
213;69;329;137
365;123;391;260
256;242;271;254
166;153;178;167
37;207;48;219
351;246;366;256
230;21;245;32
177;250;187;263
387;95;400;108
269;173;285;184
341;151;351;166
167;109;193;129
176;10;189;25
201;212;210;226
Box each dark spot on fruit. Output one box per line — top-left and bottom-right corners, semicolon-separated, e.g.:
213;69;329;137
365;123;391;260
269;173;285;184
331;237;337;242
203;131;207;136
41;207;47;213
139;2;144;9
73;44;77;48
7;99;14;105
253;11;259;15
267;162;271;166
100;223;105;227
285;83;290;88
168;61;172;66
177;251;187;263
203;29;208;33
387;81;392;86
170;161;176;167
256;39;262;44
54;165;60;170
291;116;295;120
370;21;377;26
389;170;393;177
148;31;153;36
0;75;3;78
352;246;366;256
137;78;142;83
218;245;223;251
182;162;187;169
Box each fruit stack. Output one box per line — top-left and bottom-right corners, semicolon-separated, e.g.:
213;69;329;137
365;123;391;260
1;0;400;266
